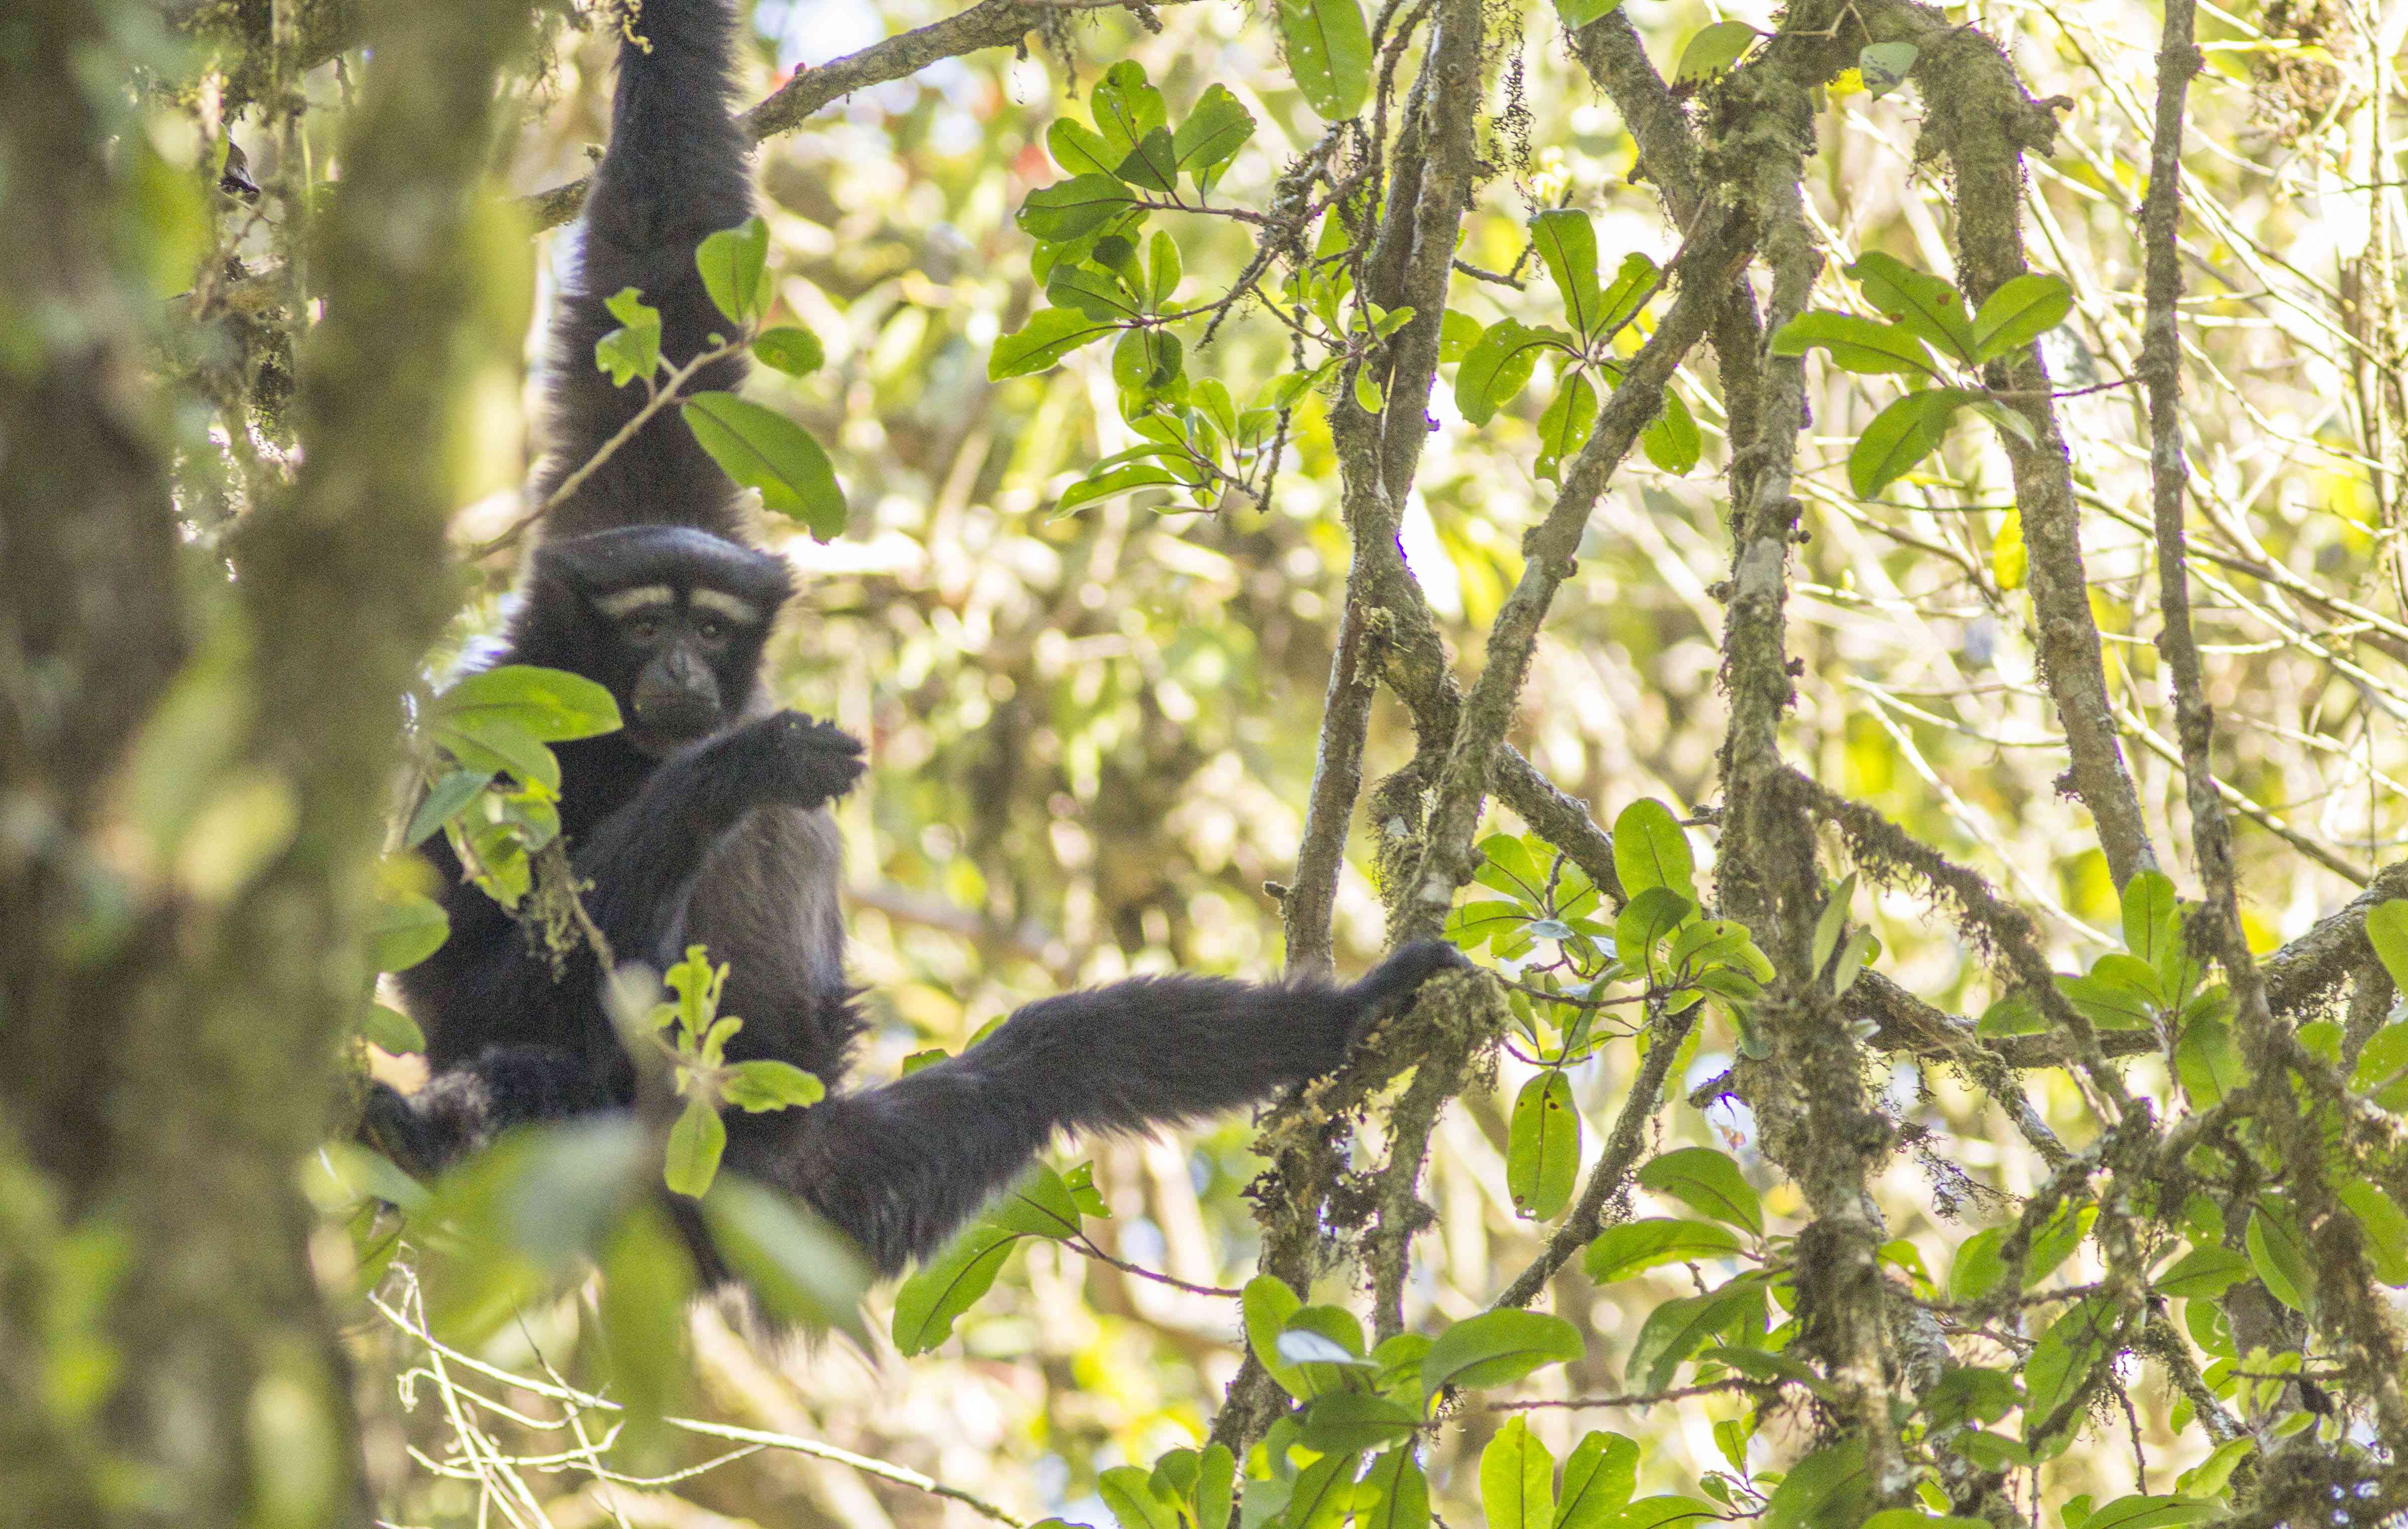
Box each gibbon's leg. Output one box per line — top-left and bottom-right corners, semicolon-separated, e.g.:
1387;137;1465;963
368;717;861;1173
360;1046;606;1176
738;941;1468;1274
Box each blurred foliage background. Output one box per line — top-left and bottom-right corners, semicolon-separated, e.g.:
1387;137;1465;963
100;0;2408;1520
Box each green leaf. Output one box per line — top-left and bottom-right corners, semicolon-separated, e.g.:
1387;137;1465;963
1018;175;1139;242
1243;1274;1308;1396
1857;41;1918;98
1640;389;1700;474
1595;253;1660;335
1600;1500;1719;1529
1048;118;1122;178
1508;1071;1581;1220
1675;21;1757;82
2175;1016;2249;1106
404;769;493;847
361;1002;425;1054
2023;1201;2096;1288
1761;1440;1871;1529
1056;464;1184;513
1359;1447;1429;1529
1554;1432;1638;1529
991;306;1120;380
696;215;771;329
1116;127;1179;194
1439;309;1484;362
2365;899;2408;992
1811;871;1857;977
2153;1244;2250;1299
2333;1177;2408;1284
989;1165;1084;1241
1047;266;1144;323
1278;0;1372;119
1092;61;1168;160
1637;1147;1761;1235
595;286;662;386
1419;1309;1584;1395
664;1095;727;1197
2024;1295;2116;1439
1848;388;1974;498
1148;230;1182;311
722;1059;825;1113
2121;869;2179;964
1454;318;1560;425
752;325;825;378
2176;1437;2255;1501
1583;1218;1744;1284
1535;372;1599;485
1171;85;1255;190
1767;311;1939;378
2247;1198;2313;1312
1100;1466;1182;1529
1971;273;2074;362
1627;1282;1760;1391
698;1177;871;1340
891;1224;1019;1355
1531;210;1604;338
1354;368;1386;415
1288;1451;1362;1529
1615;886;1695;981
1846;251;1976;362
436;665;623;742
682;392;846;539
595;1205;697;1429
1554;0;1626;29
1302;1394;1419;1455
1113;328;1183;395
1611;799;1695;898
1481;1417;1555;1529
365;891;449;973
2078;1497;2220;1529
1948;1226;2007;1302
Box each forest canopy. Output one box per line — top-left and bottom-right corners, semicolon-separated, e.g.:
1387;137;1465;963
8;0;2408;1526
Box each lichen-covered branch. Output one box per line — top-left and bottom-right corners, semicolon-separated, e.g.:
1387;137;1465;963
1860;0;2156;888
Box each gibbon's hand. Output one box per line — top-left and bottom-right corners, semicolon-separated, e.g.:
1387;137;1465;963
719;711;866;810
1340;939;1473;1049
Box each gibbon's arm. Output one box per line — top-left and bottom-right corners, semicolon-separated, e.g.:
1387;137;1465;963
569;713;863;969
741;942;1467;1274
539;0;756;537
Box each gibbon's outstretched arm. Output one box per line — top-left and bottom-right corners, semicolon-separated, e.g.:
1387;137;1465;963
537;0;757;539
744;941;1468;1274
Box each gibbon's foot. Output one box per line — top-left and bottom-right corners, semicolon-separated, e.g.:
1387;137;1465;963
719;711;866;810
1343;938;1473;1046
358;1079;442;1179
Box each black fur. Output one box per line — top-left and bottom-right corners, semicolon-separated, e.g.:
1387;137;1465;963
371;0;1467;1278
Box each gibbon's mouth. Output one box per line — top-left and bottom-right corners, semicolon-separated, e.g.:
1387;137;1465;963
626;703;722;756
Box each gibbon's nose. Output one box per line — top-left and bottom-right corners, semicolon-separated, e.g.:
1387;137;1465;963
633;648;721;738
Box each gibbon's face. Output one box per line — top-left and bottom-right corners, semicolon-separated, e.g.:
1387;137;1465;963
531;526;795;755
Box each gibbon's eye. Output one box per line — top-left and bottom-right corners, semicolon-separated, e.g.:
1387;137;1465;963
626;615;661;643
696;616;727;642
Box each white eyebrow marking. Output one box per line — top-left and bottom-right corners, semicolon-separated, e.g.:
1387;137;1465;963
689;588;763;625
593;584;674;618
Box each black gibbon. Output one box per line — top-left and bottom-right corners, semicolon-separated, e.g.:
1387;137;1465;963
367;0;1463;1277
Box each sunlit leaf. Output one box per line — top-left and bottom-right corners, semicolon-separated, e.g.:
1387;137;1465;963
1278;0;1372;119
696;215;771;329
1507;1071;1580;1220
1636;1147;1762;1234
681;392;846;538
1419;1309;1583;1395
